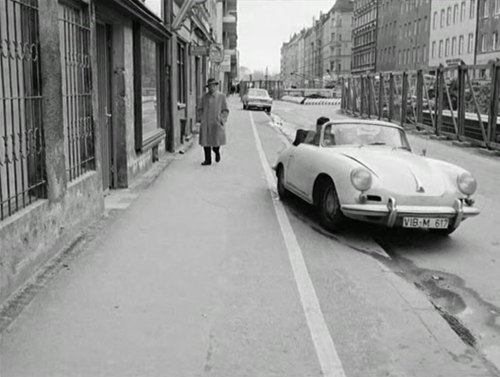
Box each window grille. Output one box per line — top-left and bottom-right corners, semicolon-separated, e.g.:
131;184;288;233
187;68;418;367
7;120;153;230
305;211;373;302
0;0;46;221
59;1;95;181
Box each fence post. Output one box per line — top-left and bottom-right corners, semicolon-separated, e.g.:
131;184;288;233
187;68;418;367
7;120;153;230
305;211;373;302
457;62;467;141
436;65;444;136
367;75;372;118
38;0;68;202
352;77;358;115
401;71;408;126
378;72;384;120
416;70;423;126
488;61;500;148
389;73;395;122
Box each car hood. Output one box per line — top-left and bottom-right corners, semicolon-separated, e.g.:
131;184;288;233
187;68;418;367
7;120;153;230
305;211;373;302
335;147;450;196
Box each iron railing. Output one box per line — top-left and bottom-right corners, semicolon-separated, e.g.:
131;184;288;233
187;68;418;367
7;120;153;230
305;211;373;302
0;0;46;221
340;63;500;151
59;1;95;181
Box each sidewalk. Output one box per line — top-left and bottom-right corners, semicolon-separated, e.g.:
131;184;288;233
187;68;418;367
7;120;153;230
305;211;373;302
0;100;319;377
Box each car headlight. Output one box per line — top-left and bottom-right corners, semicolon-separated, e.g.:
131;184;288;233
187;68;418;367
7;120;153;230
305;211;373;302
351;168;373;191
457;172;477;195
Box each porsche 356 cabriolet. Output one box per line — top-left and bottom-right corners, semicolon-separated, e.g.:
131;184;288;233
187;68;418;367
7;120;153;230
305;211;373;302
274;120;479;235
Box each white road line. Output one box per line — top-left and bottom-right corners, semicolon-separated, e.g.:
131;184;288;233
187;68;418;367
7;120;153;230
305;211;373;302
249;111;347;377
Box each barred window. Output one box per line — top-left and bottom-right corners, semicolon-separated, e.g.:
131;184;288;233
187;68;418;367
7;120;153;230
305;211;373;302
59;1;94;181
0;0;46;220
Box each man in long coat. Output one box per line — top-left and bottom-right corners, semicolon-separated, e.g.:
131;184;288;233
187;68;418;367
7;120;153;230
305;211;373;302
198;78;229;166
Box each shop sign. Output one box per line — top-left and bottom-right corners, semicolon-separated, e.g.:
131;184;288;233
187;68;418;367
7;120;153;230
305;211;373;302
209;44;224;63
191;45;209;56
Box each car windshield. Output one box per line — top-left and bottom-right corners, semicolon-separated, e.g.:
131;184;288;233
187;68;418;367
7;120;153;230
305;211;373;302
248;89;268;97
322;123;411;150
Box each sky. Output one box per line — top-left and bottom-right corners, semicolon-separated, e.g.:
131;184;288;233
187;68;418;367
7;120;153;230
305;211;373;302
142;0;335;74
238;0;335;74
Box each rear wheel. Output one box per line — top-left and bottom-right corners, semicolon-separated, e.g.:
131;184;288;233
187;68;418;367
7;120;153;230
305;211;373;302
276;166;289;200
318;181;344;232
266;107;272;113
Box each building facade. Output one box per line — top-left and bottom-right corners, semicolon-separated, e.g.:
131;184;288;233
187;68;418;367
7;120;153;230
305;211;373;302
429;0;478;67
0;0;235;309
376;0;431;72
322;0;354;81
352;0;377;73
476;0;500;65
280;0;353;88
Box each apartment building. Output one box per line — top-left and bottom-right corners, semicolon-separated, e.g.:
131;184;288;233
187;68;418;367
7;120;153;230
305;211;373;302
429;0;478;67
376;0;431;71
476;0;500;64
352;0;378;73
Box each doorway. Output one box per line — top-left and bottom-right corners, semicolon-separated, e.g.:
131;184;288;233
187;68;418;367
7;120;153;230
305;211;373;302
96;23;114;190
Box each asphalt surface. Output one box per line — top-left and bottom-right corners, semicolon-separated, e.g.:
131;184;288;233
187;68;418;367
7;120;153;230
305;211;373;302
0;97;499;377
269;99;500;372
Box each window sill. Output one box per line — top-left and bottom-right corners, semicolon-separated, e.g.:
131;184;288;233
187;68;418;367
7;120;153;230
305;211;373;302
142;128;166;152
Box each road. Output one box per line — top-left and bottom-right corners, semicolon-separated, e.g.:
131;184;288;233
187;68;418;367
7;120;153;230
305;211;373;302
0;97;499;377
268;99;500;370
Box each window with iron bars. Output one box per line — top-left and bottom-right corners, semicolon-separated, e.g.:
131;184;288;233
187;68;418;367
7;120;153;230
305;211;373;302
58;1;95;182
0;0;46;221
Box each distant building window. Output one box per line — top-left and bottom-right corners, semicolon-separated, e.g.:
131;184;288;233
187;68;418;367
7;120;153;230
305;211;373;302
452;37;457;55
496;0;500;14
440;9;445;27
423;44;427;62
432;41;436;58
454;4;459;22
494;32;499;50
439;40;443;57
459;35;465;54
481;34;487;52
447;7;452;25
470;0;476;18
483;1;489;17
445;38;450;56
468;33;474;53
433;11;438;29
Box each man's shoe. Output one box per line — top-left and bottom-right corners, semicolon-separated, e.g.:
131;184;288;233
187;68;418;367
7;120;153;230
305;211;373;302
215;153;221;163
201;161;211;166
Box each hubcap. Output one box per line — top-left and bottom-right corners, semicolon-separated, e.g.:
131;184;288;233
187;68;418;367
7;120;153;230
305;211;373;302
324;188;336;217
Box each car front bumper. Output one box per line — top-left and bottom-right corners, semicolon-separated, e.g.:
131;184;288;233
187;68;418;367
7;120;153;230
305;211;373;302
247;101;271;108
341;198;479;229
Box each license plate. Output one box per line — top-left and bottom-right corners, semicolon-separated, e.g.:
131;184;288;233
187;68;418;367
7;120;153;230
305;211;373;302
402;217;449;229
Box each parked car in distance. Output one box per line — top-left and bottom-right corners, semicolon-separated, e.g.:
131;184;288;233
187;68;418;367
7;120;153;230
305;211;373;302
274;120;479;235
242;88;272;112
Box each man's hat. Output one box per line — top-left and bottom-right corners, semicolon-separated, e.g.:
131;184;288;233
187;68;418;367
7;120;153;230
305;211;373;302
206;78;219;87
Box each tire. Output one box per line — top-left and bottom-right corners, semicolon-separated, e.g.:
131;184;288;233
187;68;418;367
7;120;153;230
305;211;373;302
276;166;289;200
266;107;272;113
243;103;247;110
318;181;344;232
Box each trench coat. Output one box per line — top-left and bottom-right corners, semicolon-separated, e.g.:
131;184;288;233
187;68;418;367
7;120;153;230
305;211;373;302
198;91;229;147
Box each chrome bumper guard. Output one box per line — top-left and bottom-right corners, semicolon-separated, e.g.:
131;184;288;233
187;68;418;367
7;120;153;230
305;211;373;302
341;197;479;229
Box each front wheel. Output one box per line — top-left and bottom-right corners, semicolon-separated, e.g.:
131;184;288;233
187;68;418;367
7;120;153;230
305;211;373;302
318;182;344;232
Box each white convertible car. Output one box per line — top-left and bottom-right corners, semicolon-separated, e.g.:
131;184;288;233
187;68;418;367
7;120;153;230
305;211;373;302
274;120;479;235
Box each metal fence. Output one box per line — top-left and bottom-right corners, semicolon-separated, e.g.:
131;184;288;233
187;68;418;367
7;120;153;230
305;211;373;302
340;62;500;151
59;1;95;181
0;0;46;221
